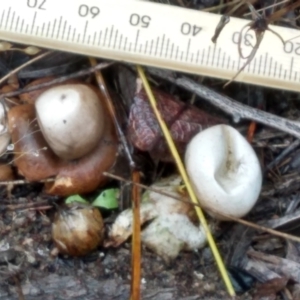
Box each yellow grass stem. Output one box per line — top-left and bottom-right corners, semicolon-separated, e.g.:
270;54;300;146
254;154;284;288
136;65;235;297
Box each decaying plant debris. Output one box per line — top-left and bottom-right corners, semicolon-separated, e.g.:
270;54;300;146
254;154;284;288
1;1;300;300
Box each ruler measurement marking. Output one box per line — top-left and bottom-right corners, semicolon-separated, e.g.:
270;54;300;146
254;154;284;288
124;37;128;51
245;62;252;72
227;56;230;69
51;19;57;38
93;31;97;45
175;46;179;60
160;34;165;57
67;25;71;41
71;28;76;42
155;37;160;56
289;57;294;80
253;58;257;74
108;25;114;48
274;62;277;77
279;64;282;79
0;1;299;92
165;38;169;58
10;11;15;31
0;10;5;28
221;52;225;68
31;12;37;35
212;45;216;66
20;20;24;33
46;21;51;38
186;38;191;62
5;7;11;30
170;43;174;59
57;16;62;39
196;50;200;64
263;53;268;75
149;39;153;55
15;16;19;31
216;48;220;68
41;22;45;36
83;20;89;43
62;20;67;40
201;49;205;64
134;29;140;52
113;29;118;49
268;57;273;76
98;30;102;46
103;27;108;46
206;46;211;65
258;55;262;75
119;34;123;50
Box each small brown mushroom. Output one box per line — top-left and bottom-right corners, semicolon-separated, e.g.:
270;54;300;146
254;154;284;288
52;203;104;256
8;83;118;195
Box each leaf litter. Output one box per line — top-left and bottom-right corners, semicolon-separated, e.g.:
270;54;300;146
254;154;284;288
1;1;300;299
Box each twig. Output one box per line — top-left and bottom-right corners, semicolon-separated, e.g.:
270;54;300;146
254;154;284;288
147;68;300;139
136;66;236;297
243;0;290;17
0;178;55;186
0;51;52;86
264;139;300;173
2;200;53;211
103;171;300;244
130;170;141;300
89;58;135;168
0;62;113;99
13;275;25;300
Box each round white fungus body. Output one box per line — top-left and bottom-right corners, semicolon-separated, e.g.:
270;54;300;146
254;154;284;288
185;124;262;220
35;84;104;160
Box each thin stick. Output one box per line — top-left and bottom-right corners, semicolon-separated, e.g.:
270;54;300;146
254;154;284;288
103;171;300;243
147;68;300;139
130;171;141;300
136;66;236;297
243;0;290;17
0;178;55;186
202;0;245;12
264;139;300;173
0;62;112;99
89;58;135;168
0;51;52;86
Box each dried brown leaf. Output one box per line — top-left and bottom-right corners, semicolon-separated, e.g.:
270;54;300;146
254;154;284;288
254;277;288;300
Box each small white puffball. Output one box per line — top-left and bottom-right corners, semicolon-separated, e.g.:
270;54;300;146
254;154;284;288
185;124;262;220
35;84;104;160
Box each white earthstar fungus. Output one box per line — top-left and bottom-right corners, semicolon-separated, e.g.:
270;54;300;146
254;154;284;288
185;124;262;220
106;176;207;263
35;84;104;160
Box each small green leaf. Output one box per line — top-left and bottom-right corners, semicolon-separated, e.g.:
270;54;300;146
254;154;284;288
92;188;119;209
65;194;88;205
